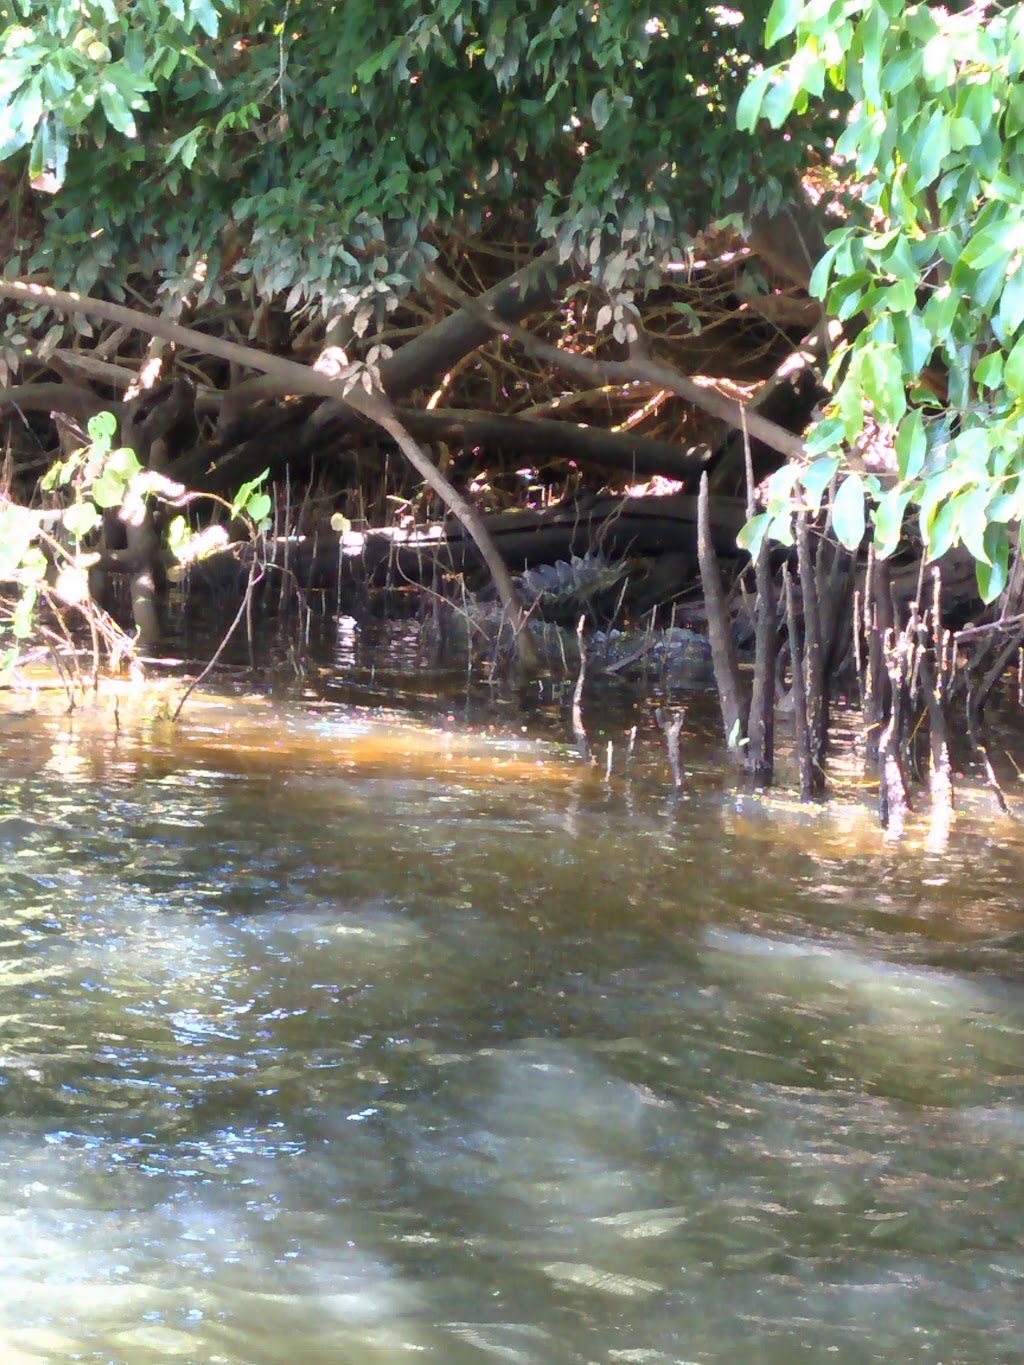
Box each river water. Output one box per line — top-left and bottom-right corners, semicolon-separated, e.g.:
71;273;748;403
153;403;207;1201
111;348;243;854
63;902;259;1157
0;681;1022;1364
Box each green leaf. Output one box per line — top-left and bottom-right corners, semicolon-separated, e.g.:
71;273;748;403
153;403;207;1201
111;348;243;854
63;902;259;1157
804;416;846;455
91;469;128;508
188;0;220;38
958;222;1017;272
231;469;271;519
908;107;951;193
1005;335;1024;397
923;286;959;337
895;410;926;480
808;240;840;300
591;89;611;132
41;454;78;492
932;227;963;265
953;486;992;564
956;429;999;478
355;34;404;83
106;446;142;479
19;546;46;582
948;116;981;151
166;126;202;169
973;351;1003;390
922;496;957;562
0;505;40;577
982;170;1022;204
858;5;889;106
831;473;866;551
735;69;772;132
768;507;795;548
764;461;803;508
892;313;933;377
245;491;272;524
829;268;873;321
800;454;840;512
880;47;922;95
921;31;954;87
12;585;38;640
988;492;1017;523
975;257;1013;314
861;347;906;425
880;276;917;314
63;500;100;540
761;69;806;127
167;515;189;555
995;268;1024;343
737;511;771;559
98;81;136;136
765;0;805;47
872;484;911;559
87;411;118;445
836;369;867;443
29;113;67;191
976;525;1009;602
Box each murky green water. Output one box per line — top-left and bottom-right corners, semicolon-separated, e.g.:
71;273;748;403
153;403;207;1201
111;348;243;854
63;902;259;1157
0;689;1022;1364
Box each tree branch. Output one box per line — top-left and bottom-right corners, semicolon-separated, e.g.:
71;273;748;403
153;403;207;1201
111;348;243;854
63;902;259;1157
0;277;537;669
301;245;579;442
0;381;117;423
422;266;807;462
391;406;708;481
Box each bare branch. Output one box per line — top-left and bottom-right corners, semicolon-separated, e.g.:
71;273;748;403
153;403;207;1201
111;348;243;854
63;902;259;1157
0;381;116;423
423;266;807;462
0;277;537;670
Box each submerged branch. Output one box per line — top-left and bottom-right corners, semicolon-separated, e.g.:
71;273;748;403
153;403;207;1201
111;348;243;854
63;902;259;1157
698;472;747;760
572;615;591;763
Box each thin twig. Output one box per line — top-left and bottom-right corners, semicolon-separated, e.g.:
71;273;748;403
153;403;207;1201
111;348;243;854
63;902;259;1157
572;614;591;763
655;706;686;789
173;560;263;721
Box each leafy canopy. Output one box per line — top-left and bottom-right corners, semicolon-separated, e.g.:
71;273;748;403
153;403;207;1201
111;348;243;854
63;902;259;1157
742;0;1024;601
0;0;827;326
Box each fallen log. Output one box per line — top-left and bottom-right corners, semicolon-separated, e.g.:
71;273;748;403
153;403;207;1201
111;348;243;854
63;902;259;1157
209;492;747;606
391;407;708;483
348;491;749;583
177;394;709;495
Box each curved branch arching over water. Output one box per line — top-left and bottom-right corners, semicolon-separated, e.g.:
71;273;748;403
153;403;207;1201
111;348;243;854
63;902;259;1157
0;278;538;671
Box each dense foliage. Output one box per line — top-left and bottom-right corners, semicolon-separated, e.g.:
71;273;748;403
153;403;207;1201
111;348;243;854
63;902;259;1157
743;0;1024;600
0;0;829;337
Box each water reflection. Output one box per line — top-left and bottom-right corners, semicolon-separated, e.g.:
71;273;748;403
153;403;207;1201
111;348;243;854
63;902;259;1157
0;693;1021;1362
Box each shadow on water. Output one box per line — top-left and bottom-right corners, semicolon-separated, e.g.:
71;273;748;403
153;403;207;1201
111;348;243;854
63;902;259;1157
0;681;1022;1363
